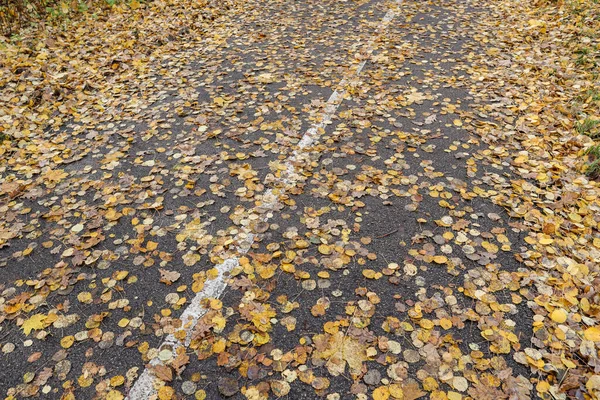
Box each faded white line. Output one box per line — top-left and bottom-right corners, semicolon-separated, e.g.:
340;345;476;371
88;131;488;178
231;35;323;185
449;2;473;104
127;1;400;398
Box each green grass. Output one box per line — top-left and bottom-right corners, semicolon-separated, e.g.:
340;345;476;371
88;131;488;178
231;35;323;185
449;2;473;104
586;144;600;158
576;118;600;137
585;145;600;178
1;0;127;35
587;161;600;177
574;47;599;68
577;89;600;102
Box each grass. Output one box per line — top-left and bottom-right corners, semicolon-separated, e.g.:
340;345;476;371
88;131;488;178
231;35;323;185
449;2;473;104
0;0;128;35
574;47;599;68
577;89;600;102
0;0;48;35
585;145;600;177
576;118;600;137
586;144;600;158
535;0;600;180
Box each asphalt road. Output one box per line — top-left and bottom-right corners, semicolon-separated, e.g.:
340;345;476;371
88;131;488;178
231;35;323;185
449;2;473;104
1;0;542;398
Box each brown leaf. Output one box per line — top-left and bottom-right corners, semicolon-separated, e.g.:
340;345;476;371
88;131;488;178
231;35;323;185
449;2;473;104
171;352;190;375
151;365;173;382
402;381;426;400
218;377;239;397
159;269;181;285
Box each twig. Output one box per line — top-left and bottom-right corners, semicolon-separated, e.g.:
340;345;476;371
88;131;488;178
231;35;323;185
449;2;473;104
376;229;398;239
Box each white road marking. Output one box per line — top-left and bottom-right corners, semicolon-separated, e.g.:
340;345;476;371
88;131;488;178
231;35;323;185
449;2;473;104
127;1;401;398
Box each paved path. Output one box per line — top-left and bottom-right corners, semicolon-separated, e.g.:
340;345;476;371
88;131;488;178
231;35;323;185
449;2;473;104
3;0;598;398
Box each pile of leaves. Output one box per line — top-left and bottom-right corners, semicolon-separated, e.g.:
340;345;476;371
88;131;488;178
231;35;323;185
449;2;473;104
0;0;49;35
532;0;600;177
0;0;599;397
0;0;237;159
0;0;114;36
469;0;600;396
1;0;149;36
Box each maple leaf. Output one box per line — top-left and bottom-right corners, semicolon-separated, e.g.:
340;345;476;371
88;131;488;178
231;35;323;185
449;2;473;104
424;114;437;124
468;381;508;400
313;331;368;376
159;269;181;285
402;382;427;400
405;90;427;104
503;376;532;400
151;365;173;382
42;169;68;183
22;313;47;335
171;352;190;376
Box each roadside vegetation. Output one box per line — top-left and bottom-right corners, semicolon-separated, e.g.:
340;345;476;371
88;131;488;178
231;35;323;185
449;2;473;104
0;0;237;160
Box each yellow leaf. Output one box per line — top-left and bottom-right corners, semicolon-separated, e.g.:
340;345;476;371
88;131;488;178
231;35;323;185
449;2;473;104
257;264;276;279
281;263;295;273
550;309;567;323
158;386;175;400
212;338;227;353
24;371;35;383
61;335;75;349
527;19;547;33
373;386;390;400
60;1;70;13
191;280;205;293
447;392;462;400
362;269;381;279
422;376;439;391
318;244;332;255
257;73;275;83
77;292;93;304
313;331;367;376
254;332;270;345
389;384;404;399
62;392;75;400
195;390;207;400
569;213;582;222
561;356;576;369
206;268;219;280
115;271;129;280
71;223;84;233
130;0;140;9
433;255;448;264
419;319;434;329
106;390;124;400
587;375;600;392
22;314;46;335
209;298;222;310
581;298;590;312
537;381;550;393
78;374;93;387
440;318;453;330
110;375;125;387
584;326;600;342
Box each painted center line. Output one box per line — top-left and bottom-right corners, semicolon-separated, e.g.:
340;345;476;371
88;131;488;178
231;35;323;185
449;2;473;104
127;1;401;398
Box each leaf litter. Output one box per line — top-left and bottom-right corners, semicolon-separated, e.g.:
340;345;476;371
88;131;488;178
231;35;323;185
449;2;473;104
0;0;599;398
